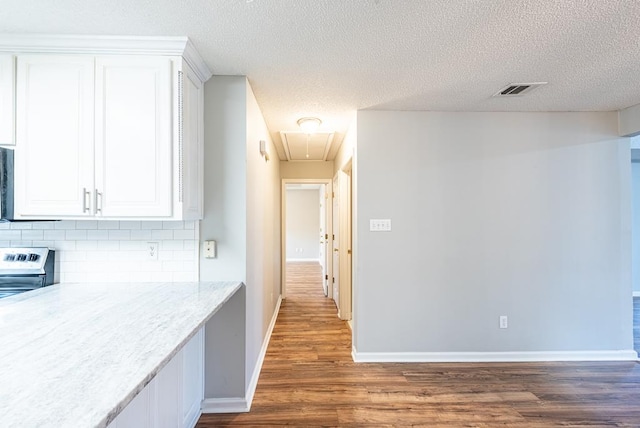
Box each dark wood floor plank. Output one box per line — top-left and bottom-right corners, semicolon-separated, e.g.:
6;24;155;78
197;261;640;427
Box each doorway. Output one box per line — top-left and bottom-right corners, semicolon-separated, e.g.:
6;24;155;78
281;179;332;301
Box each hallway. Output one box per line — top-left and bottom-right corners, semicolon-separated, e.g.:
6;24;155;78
197;262;640;426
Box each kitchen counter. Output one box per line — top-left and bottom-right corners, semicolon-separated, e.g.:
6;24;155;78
0;281;242;428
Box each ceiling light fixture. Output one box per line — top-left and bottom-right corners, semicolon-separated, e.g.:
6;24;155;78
297;117;322;134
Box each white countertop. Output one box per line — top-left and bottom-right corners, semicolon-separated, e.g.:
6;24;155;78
0;281;242;428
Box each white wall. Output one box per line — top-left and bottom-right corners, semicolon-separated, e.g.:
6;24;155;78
0;220;198;283
280;160;334;179
286;189;320;260
245;80;281;391
199;76;281;402
632;160;640;295
200;76;248;399
355;111;634;357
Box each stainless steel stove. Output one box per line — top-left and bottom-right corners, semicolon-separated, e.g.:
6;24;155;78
0;248;55;299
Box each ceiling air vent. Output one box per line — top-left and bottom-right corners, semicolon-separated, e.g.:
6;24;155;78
493;82;547;97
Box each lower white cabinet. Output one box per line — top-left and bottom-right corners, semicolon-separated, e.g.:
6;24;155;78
107;329;204;428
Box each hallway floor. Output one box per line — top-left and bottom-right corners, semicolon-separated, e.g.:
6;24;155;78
197;263;640;427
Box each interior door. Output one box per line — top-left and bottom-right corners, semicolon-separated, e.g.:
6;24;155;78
319;185;328;296
332;174;340;311
338;169;352;321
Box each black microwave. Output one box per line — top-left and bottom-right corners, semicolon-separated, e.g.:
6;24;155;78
0;147;14;221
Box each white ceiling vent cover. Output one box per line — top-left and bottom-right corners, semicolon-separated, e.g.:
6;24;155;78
493;82;547;97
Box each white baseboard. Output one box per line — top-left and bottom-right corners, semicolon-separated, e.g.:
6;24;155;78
245;295;281;409
286;258;320;262
201;397;248;413
201;296;282;414
352;347;638;362
633;291;640;297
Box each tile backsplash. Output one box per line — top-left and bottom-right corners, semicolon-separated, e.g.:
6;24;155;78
0;220;200;283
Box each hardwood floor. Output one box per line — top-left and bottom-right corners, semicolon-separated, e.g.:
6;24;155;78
197;262;640;427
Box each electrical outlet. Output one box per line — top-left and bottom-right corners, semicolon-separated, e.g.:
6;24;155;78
499;315;508;329
147;242;159;260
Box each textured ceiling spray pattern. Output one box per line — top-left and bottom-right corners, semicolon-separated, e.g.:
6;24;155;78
1;0;640;159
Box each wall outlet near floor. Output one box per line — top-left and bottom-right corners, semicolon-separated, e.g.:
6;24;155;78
499;315;508;329
147;242;159;260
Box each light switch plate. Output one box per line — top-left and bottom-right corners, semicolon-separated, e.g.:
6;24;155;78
370;219;392;232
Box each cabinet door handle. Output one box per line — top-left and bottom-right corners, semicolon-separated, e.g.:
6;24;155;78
95;189;102;213
82;188;90;213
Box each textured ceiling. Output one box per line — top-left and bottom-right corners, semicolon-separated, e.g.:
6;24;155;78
2;0;640;160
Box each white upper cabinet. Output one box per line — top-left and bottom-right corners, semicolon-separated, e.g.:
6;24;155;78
0;55;15;145
15;55;95;217
9;36;210;220
95;56;173;217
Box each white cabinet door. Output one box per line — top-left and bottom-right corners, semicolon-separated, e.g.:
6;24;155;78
0;55;15;145
152;350;182;428
95;56;172;217
15;55;94;217
182;330;204;428
112;385;152;428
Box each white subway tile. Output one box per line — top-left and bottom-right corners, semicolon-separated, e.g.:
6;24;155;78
32;241;55;248
20;230;44;240
65;230;88;240
183;240;195;250
118;240;145;251
158;250;174;261
119;221;141;230
0;230;22;240
31;222;56;230
75;221;98;230
97;241;119;251
173;250;194;261
54;241;76;250
162;221;184;230
44;230;66;240
108;230;131;240
55;221;77;230
129;230;153;240
0;223;10;230
97;221;120;230
140;222;158;230
62;251;87;262
10;241;33;247
0;240;10;247
87;230;109;240
173;272;197;282
10;222;32;230
161;240;183;251
151;230;173;240
61;272;87;283
76;241;98;251
130;271;153;282
173;229;195;240
162;261;182;272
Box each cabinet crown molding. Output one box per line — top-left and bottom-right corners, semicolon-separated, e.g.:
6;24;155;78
0;34;212;82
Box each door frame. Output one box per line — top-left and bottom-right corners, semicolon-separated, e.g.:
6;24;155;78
333;164;353;321
281;178;333;299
